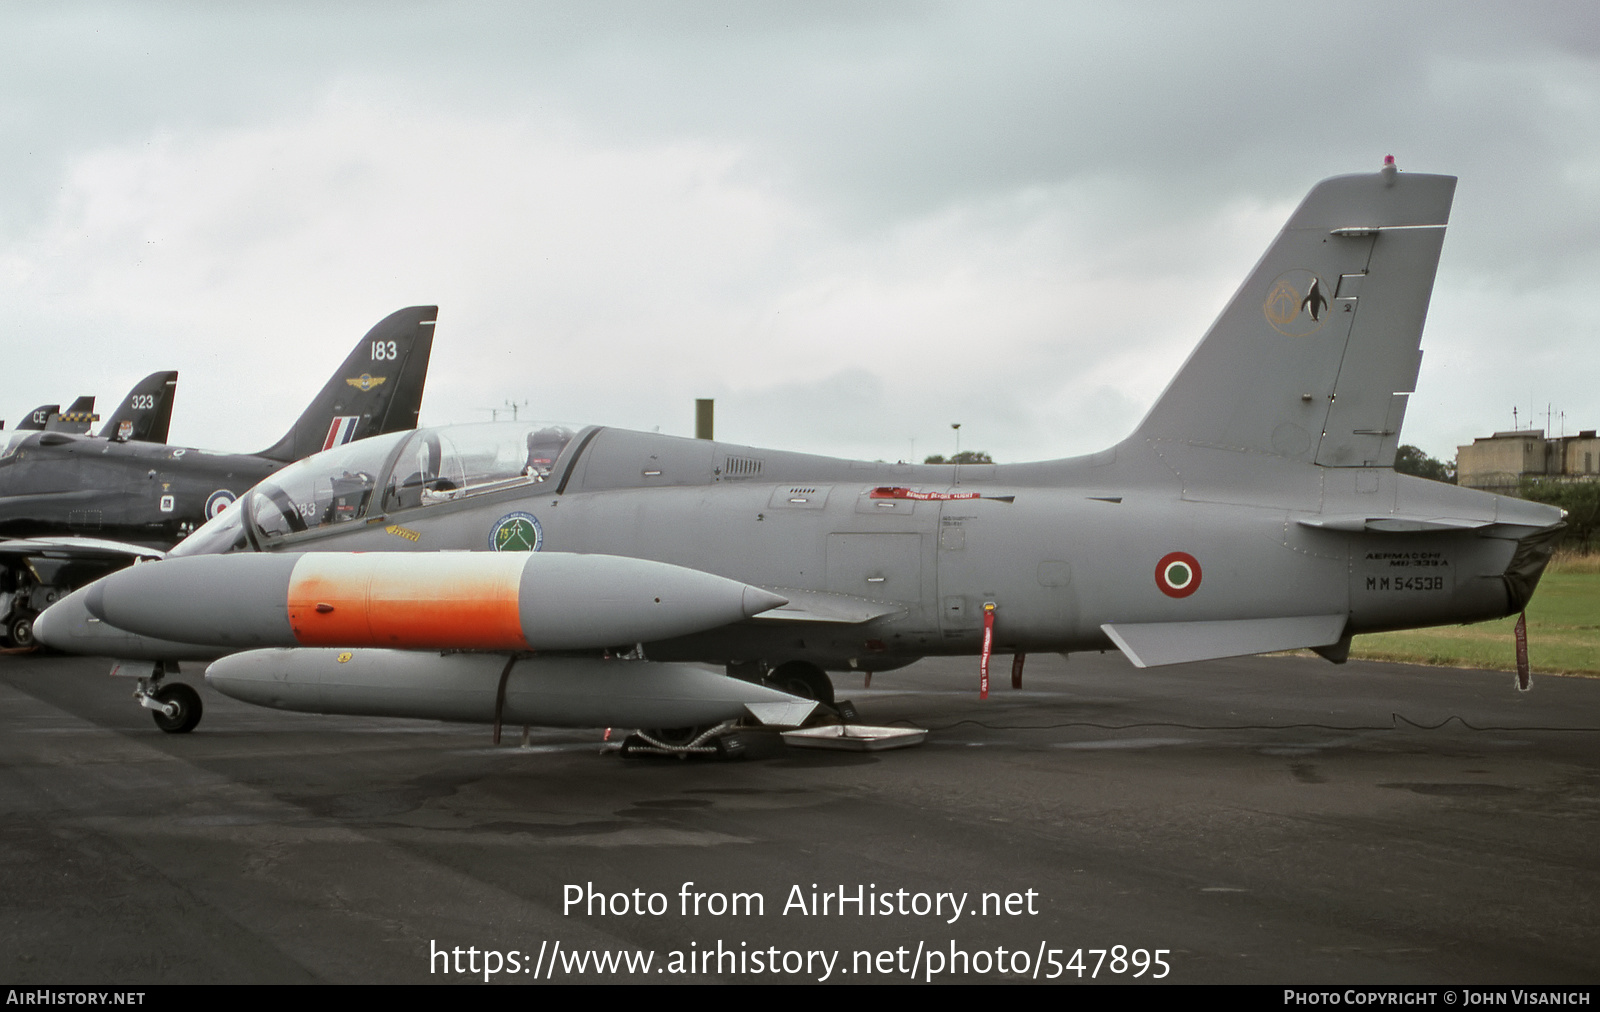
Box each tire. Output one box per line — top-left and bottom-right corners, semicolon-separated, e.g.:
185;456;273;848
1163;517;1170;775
151;683;203;734
764;661;835;705
644;726;702;748
9;612;36;650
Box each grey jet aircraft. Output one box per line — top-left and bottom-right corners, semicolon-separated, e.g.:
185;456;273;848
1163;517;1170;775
38;166;1567;747
1;307;437;647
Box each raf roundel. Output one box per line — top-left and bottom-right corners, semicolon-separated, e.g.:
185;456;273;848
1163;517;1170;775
204;489;237;520
1155;551;1201;599
490;512;543;552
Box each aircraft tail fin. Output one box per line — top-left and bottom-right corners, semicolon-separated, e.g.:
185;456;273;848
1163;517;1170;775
17;404;61;431
256;306;437;463
1129;164;1455;469
98;371;178;443
47;396;98;434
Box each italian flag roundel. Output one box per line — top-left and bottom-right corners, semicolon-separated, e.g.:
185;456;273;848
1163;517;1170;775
1156;551;1201;598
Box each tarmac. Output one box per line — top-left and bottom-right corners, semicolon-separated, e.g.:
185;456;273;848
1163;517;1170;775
2;649;1597;984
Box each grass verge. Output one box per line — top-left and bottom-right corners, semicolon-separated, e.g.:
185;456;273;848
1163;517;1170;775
1350;567;1600;675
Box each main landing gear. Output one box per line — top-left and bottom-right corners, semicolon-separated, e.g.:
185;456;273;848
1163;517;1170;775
619;660;847;760
762;660;835;705
7;611;37;650
619;722;748;759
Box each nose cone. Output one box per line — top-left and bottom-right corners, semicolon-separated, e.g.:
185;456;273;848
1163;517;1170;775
32;587;94;652
741;586;789;618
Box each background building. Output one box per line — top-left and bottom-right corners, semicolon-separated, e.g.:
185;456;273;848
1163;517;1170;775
1457;429;1600;493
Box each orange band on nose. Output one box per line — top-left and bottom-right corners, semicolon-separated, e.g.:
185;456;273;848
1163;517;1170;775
287;554;529;650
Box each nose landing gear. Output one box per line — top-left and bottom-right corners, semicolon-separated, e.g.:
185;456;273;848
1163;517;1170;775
134;674;203;734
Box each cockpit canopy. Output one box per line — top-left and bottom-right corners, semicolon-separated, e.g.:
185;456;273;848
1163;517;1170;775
170;422;579;556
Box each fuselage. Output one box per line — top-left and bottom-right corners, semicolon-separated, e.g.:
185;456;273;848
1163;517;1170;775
48;420;1559;673
0;429;282;547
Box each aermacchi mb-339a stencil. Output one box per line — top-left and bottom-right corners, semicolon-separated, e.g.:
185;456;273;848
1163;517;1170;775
37;162;1565;748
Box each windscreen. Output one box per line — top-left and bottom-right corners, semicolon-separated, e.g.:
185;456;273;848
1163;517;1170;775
246;431;411;540
381;423;576;512
168;497;249;557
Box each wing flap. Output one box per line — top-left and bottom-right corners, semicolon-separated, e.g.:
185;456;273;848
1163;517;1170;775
1101;614;1347;668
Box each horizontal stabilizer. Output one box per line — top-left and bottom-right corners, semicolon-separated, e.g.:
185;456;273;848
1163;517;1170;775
1102;614;1347;668
1298;514;1493;533
749;587;905;624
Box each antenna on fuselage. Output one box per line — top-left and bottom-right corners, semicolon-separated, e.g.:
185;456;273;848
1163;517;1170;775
951;423;962;487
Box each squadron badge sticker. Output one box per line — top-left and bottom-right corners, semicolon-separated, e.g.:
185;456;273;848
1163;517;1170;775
1263;269;1330;336
1155;551;1201;598
490;511;543;552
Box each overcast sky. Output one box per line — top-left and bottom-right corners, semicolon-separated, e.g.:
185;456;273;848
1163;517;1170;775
2;2;1596;466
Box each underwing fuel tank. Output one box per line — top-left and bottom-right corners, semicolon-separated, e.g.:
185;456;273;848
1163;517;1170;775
205;649;806;729
79;552;787;651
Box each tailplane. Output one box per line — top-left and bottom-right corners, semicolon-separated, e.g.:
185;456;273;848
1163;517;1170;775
98;371;178;442
1130;162;1455;469
256;306;437;463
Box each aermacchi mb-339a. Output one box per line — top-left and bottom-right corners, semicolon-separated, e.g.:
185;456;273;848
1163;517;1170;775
0;307;437;647
38;165;1566;748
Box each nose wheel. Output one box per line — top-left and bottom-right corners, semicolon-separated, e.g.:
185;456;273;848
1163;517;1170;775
137;679;203;734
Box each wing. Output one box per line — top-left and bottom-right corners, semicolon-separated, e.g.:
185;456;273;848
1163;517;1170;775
0;536;166;563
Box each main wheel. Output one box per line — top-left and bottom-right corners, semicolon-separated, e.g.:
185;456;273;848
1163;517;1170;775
8;612;36;650
764;661;835;705
151;683;203;734
643;726;702;748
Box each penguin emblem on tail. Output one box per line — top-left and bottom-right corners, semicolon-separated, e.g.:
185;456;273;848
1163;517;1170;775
1300;278;1327;322
1263;269;1332;336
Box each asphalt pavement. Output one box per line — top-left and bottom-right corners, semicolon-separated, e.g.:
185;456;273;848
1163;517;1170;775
2;649;1597;985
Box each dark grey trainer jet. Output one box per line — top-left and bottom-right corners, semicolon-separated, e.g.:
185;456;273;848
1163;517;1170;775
38;167;1568;742
10;371;178;444
0;306;437;647
15;404;62;431
46;396;99;435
